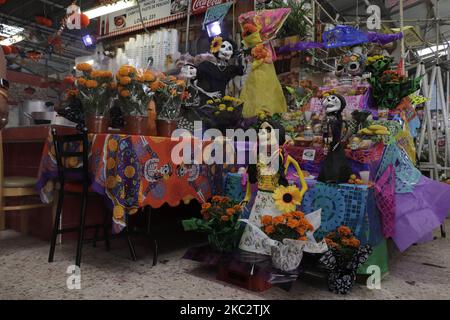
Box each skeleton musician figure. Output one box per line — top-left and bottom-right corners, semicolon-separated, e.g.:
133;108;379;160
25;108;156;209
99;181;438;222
318;94;353;183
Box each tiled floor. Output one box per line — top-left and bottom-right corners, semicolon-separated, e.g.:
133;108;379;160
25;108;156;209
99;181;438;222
0;219;449;300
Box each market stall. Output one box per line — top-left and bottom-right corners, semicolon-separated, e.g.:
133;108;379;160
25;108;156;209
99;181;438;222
1;0;450;298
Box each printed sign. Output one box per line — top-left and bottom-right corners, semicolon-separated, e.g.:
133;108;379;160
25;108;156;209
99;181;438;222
99;0;187;38
202;2;233;29
192;0;233;15
302;149;316;161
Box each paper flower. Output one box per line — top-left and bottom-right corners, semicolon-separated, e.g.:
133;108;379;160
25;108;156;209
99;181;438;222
210;37;223;54
273;185;302;213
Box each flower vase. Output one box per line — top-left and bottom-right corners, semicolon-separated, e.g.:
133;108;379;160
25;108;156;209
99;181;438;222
271;239;305;272
85;113;109;134
327;269;357;294
208;230;241;253
124;115;149;136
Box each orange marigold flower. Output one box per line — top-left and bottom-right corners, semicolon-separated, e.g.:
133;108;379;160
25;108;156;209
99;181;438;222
292;211;305;219
120;76;132;85
261;215;272;226
233;205;242;212
101;71;113;78
341;238;351;246
221;215;230;222
298;236;307;241
337;225;352;236
287;218;299;229
251;44;271;61
169;76;177;82
212;195;222;202
143;72;155;82
220;196;230;203
243;23;258;36
201;203;211;210
119;65;136;76
150;80;165;91
264;225;274;234
295;227;306;236
349;238;360;248
85;80;98;88
76;77;87;86
176;80;185;87
120;90;131;98
226;208;235;216
272;216;285;225
76;63;92;72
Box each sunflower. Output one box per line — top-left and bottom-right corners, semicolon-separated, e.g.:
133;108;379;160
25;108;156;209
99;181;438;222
273;185;302;213
210;36;223;54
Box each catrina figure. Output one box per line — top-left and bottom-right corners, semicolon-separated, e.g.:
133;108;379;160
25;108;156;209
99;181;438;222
318;94;353;183
239;120;308;255
196;37;244;106
238;9;290;118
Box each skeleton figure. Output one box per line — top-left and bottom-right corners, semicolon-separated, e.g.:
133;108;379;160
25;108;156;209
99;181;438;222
196;39;244;106
318;94;353;183
322;94;347;149
335;46;367;85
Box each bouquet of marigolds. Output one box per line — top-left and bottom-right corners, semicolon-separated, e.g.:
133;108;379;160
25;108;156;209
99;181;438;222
261;211;314;243
147;74;188;120
320;225;372;294
324;226;361;261
115;65;156;116
182;196;243;253
201;96;244;133
75;62;116;115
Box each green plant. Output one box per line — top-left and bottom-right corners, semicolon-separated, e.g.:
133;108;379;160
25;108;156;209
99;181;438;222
268;0;311;39
182;196;243;253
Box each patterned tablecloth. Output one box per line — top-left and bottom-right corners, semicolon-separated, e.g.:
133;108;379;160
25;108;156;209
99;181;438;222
37;132;212;229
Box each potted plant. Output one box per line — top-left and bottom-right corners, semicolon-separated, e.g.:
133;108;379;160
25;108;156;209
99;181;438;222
200;96;244;134
150;74;188;137
116;65;157;135
320;226;372;294
260;211;315;272
182;196;244;253
75;62;115;133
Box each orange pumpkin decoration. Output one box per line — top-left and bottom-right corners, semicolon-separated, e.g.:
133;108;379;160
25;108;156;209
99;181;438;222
80;13;90;28
35;16;53;27
2;46;12;55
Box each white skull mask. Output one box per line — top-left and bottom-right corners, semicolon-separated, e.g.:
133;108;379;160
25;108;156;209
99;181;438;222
258;122;278;149
323;95;344;114
218;41;234;61
180;64;197;79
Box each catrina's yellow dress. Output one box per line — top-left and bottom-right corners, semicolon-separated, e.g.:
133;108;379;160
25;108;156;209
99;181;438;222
240;62;288;118
238;9;290;118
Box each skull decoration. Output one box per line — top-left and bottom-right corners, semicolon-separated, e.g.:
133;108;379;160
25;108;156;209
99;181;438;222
218;41;234;61
335;47;366;78
323;94;346;115
180;63;197;80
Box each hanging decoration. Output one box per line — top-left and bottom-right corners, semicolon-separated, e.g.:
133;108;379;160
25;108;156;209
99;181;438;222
278;25;403;54
2;46;12;55
26;50;43;62
35;16;53;27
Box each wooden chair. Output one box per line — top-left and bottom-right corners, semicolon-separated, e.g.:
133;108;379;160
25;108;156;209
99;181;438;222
0;131;50;232
48;127;110;267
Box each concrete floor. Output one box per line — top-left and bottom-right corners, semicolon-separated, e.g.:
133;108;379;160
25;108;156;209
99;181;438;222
0;219;449;300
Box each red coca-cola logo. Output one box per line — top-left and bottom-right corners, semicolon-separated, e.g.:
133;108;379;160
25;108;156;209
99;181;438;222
192;0;229;14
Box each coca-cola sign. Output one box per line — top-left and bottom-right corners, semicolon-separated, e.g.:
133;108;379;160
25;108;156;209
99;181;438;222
192;0;233;15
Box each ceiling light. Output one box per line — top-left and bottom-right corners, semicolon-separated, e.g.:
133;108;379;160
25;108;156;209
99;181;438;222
416;43;449;57
83;0;137;19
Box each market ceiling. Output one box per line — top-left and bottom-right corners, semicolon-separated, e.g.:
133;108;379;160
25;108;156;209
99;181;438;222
0;0;99;77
